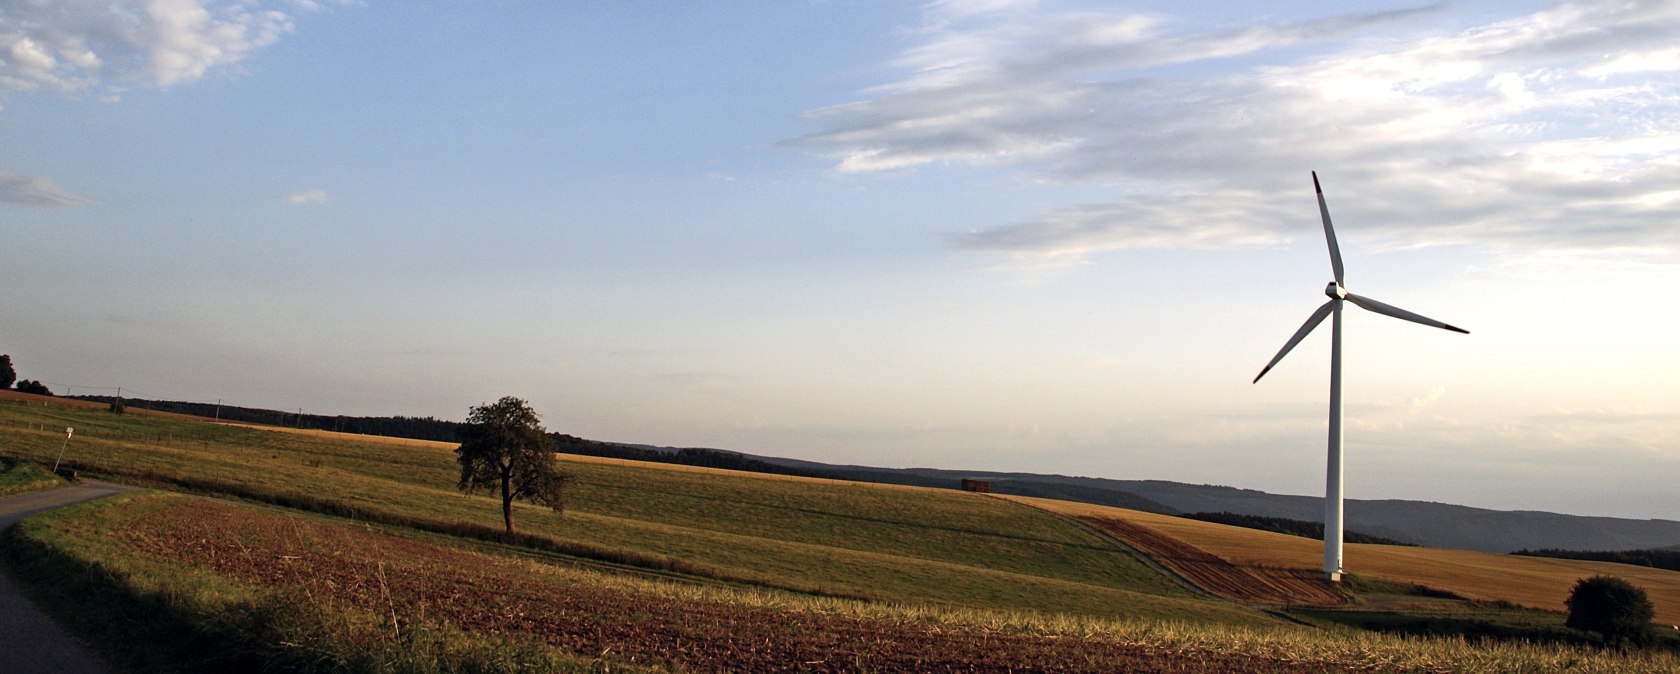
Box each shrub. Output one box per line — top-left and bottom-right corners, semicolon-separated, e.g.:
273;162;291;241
1566;575;1655;648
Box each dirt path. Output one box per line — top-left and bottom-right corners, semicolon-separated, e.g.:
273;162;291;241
0;481;133;674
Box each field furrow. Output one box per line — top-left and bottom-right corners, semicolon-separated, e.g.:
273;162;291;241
1075;515;1347;607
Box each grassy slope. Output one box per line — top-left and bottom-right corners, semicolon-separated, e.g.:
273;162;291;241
12;490;1677;674
1009;494;1680;625
0;456;64;497
0;399;1263;625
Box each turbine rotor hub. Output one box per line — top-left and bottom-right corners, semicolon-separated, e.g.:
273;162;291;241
1325;282;1347;300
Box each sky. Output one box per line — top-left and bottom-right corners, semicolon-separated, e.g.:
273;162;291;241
3;1;1677;521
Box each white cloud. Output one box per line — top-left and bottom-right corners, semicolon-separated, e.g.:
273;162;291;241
1582;45;1680;76
793;2;1680;262
0;0;324;93
0;170;92;207
282;188;328;204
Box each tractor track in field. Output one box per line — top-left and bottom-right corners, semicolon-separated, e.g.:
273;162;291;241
1015;499;1216;600
1073;515;1347;608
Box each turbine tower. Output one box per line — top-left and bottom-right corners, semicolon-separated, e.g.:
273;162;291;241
1253;172;1468;582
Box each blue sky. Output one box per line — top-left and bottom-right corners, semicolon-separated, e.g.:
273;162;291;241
3;1;1677;520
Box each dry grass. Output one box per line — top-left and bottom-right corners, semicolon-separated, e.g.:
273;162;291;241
236;426;944;492
560;453;943;491
1009;495;1680;624
215;423;460;450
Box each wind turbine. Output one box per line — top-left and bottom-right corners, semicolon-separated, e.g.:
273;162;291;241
1253;171;1468;583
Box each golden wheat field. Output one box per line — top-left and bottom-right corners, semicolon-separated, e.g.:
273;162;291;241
1008;494;1680;625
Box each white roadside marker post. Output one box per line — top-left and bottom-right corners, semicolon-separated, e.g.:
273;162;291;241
52;426;73;474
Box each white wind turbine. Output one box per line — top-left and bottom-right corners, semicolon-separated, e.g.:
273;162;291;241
1253;172;1468;582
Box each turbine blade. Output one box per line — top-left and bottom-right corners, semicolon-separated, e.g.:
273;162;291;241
1314;171;1345;286
1345;292;1469;334
1254;300;1336;383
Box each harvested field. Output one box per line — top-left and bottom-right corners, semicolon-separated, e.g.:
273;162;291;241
95;494;1423;673
1075;515;1346;607
0;390;206;422
213;422;460;450
1011;495;1680;624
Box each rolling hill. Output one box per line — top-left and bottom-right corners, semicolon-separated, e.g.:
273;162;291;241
68;395;1680;554
4;393;1679;672
1010;494;1680;626
756;460;1680;554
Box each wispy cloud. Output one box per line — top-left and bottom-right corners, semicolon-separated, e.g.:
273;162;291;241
948;189;1291;259
793;1;1680;262
282;188;329;205
0;170;91;207
0;0;342;93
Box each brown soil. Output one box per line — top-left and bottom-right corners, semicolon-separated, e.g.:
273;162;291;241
1076;516;1346;607
103;498;1403;673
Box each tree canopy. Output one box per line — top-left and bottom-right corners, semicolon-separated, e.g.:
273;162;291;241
14;379;52;396
454;396;567;534
0;354;14;390
1565;575;1655;648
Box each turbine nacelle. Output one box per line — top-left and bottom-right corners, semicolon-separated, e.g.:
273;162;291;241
1325;282;1347;300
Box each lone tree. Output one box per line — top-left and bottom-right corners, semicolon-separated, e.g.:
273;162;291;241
1566;575;1655;648
455;396;567;534
0;354;14;390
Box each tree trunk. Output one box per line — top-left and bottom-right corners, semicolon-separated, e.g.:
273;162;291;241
501;471;514;534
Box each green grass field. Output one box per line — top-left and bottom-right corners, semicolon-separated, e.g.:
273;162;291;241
0;399;1253;624
0;455;63;498
4;397;1678;673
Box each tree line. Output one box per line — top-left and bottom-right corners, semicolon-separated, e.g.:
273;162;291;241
1514;547;1680;573
1180;511;1417;546
0;354;52;396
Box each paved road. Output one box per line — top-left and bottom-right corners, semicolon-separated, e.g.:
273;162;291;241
0;481;132;674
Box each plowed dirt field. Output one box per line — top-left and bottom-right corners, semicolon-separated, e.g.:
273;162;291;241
102;497;1420;673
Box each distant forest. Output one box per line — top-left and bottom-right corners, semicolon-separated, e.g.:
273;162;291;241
75;396;469;442
1180;511;1416;546
1512;547;1680;572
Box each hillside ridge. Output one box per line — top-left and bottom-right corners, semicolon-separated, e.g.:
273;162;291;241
66;394;1680;554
